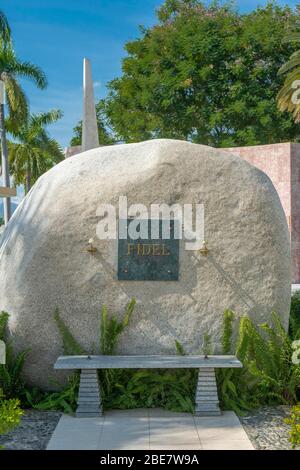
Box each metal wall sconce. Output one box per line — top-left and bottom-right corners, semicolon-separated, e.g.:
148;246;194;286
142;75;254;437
87;238;97;253
198;241;209;256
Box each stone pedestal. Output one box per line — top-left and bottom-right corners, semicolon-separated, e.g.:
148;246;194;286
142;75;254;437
195;368;221;417
76;369;102;417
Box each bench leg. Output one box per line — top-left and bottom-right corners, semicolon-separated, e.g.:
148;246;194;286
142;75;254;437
76;369;103;418
195;368;221;417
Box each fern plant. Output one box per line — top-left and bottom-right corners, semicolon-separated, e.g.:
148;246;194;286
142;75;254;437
41;300;138;412
0;312;9;340
100;299;136;355
216;310;253;414
49;300;197;413
221;309;235;354
48;306;300;414
3;303;298;415
202;331;213;357
27;373;80;413
290;293;300;340
0;312;29;401
99;299;136;406
53;308;85;355
217;311;300;414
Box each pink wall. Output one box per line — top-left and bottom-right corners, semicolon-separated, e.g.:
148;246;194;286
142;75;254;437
291;144;300;284
225;143;297;282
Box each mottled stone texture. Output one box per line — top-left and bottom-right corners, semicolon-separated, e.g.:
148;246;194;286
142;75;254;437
226;143;299;283
0;140;291;389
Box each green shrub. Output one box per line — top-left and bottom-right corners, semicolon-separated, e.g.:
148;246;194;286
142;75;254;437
0;393;23;436
290;293;300;340
0;312;9;340
25;374;79;414
285;404;300;449
0;313;24;440
0;312;29;401
217;311;300;414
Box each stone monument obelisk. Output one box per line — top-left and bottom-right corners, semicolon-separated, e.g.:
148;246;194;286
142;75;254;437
82;58;99;152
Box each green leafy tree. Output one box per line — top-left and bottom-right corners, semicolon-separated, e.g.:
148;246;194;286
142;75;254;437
278;10;300;122
101;0;299;146
70;101;116;146
8;110;63;193
0;10;47;221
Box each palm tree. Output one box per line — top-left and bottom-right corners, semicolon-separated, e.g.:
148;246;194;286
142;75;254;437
0;9;47;223
278;31;300;122
8;110;63;193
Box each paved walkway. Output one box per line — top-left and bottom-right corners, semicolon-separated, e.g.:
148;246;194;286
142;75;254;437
47;409;253;450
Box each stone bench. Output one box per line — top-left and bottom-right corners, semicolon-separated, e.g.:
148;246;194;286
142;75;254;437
54;355;242;418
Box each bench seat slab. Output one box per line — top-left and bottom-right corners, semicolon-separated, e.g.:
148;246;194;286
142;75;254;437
54;355;242;370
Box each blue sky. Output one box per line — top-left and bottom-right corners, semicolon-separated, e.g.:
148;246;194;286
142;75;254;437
1;0;300;149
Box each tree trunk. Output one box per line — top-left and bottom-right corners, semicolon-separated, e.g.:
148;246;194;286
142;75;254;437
0;102;11;224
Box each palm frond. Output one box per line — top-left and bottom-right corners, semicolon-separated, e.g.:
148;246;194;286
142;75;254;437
278;51;300;75
282;32;300;44
3;74;28;123
7;108;63;189
0;10;11;44
30;109;63;128
11;60;47;89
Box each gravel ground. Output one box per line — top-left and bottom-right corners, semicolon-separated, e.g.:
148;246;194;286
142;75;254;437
240;406;299;450
0;406;298;450
0;410;61;450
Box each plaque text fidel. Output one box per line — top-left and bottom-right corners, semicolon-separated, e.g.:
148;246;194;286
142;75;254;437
118;219;179;281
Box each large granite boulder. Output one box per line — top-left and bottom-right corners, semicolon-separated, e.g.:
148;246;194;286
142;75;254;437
0;139;291;389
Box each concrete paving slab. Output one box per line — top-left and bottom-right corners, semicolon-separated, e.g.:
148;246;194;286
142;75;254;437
99;431;150;451
102;418;149;430
107;408;149;418
201;439;254;450
150;415;199;446
194;412;253;449
150;417;195;426
150;444;202;450
47;414;104;450
47;409;254;451
149;409;192;418
194;411;240;427
150;436;201;447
